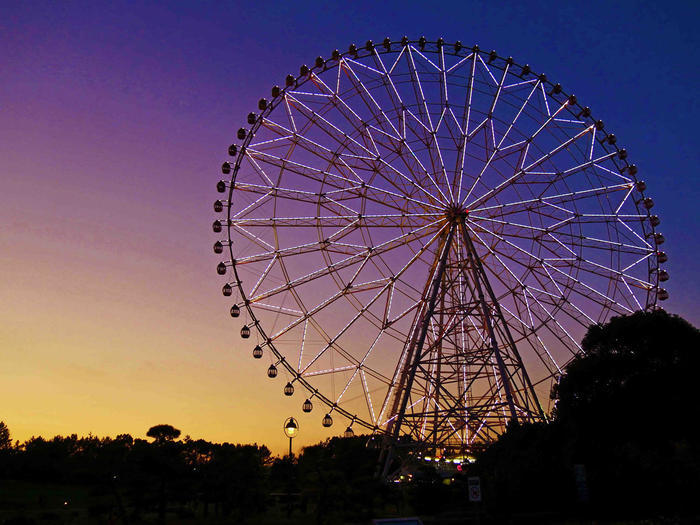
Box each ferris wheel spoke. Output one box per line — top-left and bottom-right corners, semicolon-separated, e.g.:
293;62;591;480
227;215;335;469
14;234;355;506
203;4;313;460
246;218;444;306
245;147;358;188
229;213;438;228
404;45;437;132
382;395;426;427
285;94;386;176
495;301;564;374
471;215;652;264
529;154;628;203
438;44;448;107
283;93;379;158
466;221;635;317
487;59;510;118
521;288;584;352
461;78;539;204
375;54;452;202
472;182;634;217
455;50;478;197
368;48;454;204
233;181;344;209
245;149;444;213
530;253;634;321
260;229;444;347
547;263;635;314
289;77;448;205
297;223;449;374
539;82;552;116
556;150;626;182
456;50;478;136
404;46;454;202
463;229;566;307
622;251;655;273
526;97;573;145
359;370;377;425
461;229;529;289
263;118;387;187
238;215;362;261
465;120;596;209
330;58;402;138
519;124;601;176
369;47;406;114
230;223;275;251
333;328;387;407
383;296;423;326
495;77;541;146
456;59;509;203
616;216;655;249
578;257;653;289
554;229;651;254
247;254;278;298
302;364;357;378
285;120;445;208
620;275;644;310
390;127;450;203
476;54;499;84
239;242;360;278
250;302;303;317
469;214;548;236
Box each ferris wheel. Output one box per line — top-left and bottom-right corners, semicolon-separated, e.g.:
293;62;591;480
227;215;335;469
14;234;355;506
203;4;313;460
213;37;668;455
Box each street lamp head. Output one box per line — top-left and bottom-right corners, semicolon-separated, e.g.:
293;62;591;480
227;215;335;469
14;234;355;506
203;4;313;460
284;417;299;438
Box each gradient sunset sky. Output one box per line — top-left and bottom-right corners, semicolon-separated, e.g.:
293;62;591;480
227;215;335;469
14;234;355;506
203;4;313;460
2;0;698;455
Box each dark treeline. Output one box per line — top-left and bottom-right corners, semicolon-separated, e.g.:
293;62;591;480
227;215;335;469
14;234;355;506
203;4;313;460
0;424;271;522
470;310;700;521
0;422;388;524
1;310;698;524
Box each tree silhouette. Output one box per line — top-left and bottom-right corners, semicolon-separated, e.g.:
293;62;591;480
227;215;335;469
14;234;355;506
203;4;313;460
0;421;10;450
143;425;182;524
0;426;272;522
553;309;700;434
146;424;181;444
550;309;700;514
297;436;385;523
472;310;700;518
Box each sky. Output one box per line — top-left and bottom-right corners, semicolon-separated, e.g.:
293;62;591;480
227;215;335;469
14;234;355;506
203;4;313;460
1;0;698;455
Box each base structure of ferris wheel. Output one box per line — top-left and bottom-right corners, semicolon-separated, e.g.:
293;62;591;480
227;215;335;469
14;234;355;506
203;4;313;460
376;210;546;477
213;37;667;476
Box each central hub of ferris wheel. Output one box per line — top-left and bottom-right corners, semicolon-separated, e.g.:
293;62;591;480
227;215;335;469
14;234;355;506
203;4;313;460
445;204;469;223
212;36;667;477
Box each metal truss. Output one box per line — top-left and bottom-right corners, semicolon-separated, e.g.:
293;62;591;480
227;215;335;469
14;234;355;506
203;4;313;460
213;37;668;454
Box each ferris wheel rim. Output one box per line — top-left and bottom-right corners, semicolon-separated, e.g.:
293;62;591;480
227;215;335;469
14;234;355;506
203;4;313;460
216;37;667;442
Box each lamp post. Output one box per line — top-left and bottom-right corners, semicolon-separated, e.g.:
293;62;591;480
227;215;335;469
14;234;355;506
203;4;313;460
283;417;299;518
283;417;298;457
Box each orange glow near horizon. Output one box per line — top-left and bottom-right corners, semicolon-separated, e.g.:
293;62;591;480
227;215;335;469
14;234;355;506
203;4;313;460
0;162;335;458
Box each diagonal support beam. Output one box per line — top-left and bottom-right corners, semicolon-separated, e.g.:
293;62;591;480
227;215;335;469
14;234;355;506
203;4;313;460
459;217;545;421
380;223;455;478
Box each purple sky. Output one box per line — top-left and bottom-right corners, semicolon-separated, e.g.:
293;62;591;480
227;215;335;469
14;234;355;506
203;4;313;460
1;0;698;454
